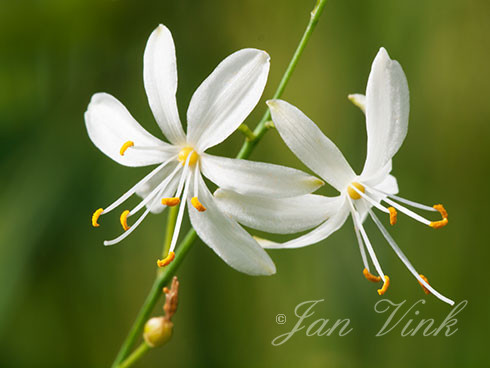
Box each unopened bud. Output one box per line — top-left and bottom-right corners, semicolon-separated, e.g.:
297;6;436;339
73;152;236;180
143;317;173;347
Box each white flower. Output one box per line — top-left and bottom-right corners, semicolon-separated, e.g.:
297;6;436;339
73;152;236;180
85;24;323;276
215;48;453;303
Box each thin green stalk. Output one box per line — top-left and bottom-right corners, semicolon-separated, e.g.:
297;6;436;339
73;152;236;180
111;1;328;366
111;229;196;367
118;343;150;368
237;0;327;159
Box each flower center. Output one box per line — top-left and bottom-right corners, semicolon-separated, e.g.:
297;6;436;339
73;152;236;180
178;147;199;166
347;182;365;200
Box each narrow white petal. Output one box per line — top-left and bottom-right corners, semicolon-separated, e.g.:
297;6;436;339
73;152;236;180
187;49;270;151
267;99;355;192
200;154;323;198
85;93;174;167
188;172;276;276
257;200;349;249
362;48;410;177
215;189;341;234
144;24;186;145
348;93;366;113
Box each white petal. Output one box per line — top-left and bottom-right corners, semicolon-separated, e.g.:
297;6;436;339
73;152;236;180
257;200;350;249
144;25;186;145
85;93;175;167
188;172;276;276
200;154;324;198
362;47;410;177
186;49;270;151
267;100;356;192
135;161;181;214
348;93;366;113
215;189;341;234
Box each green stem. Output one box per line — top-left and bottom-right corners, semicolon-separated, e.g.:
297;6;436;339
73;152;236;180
237;0;328;159
111;1;328;366
118;343;150;368
111;229;196;368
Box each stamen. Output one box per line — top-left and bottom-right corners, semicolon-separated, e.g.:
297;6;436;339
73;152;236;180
120;141;134;156
178;147;199;166
161;197;181;207
347;182;365;200
377;276;390;295
191;197;206;212
363;268;381;283
433;204;448;219
430;218;448;229
120;210;130;231
157;251;175;268
419;274;431;295
92;208;104;227
388;207;397;225
347;197;386;280
368;208;454;305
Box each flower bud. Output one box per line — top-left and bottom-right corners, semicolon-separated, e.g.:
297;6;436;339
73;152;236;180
143;317;173;347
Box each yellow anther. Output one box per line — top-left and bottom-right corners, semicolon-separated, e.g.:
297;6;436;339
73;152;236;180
433;204;448;219
377;275;390;295
178;146;199;166
157;251;175;268
430;204;448;228
347;182;365;200
363;268;382;283
191;197;206;212
418;274;431;295
92;208;104;227
430;217;448;229
163;287;170;294
120;210;131;231
120;141;134;156
388;207;397;225
161;197;181;207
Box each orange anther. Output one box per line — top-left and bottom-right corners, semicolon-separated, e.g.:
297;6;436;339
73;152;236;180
157;251;175;268
191;197;206;212
120;141;134;156
430;217;448;229
377;276;390;295
120;210;131;231
161;197;181;207
363;268;382;283
433;204;448;219
92;208;104;227
388;207;397;226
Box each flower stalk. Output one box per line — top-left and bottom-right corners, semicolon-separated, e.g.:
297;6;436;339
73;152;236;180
111;1;329;366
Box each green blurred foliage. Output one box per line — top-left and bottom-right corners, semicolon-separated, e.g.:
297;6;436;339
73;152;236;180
1;0;489;367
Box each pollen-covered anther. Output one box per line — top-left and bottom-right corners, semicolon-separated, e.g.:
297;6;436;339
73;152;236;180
178;147;199;166
430;217;448;229
157;251;175;268
433;204;448;219
191;197;206;212
388;207;397;225
418;274;431;295
92;208;104;227
347;182;365;200
363;268;381;283
430;204;448;229
120;210;131;231
120;141;134;156
161;197;181;207
377;275;390;295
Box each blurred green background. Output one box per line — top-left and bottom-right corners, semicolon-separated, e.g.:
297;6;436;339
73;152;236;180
1;0;489;367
